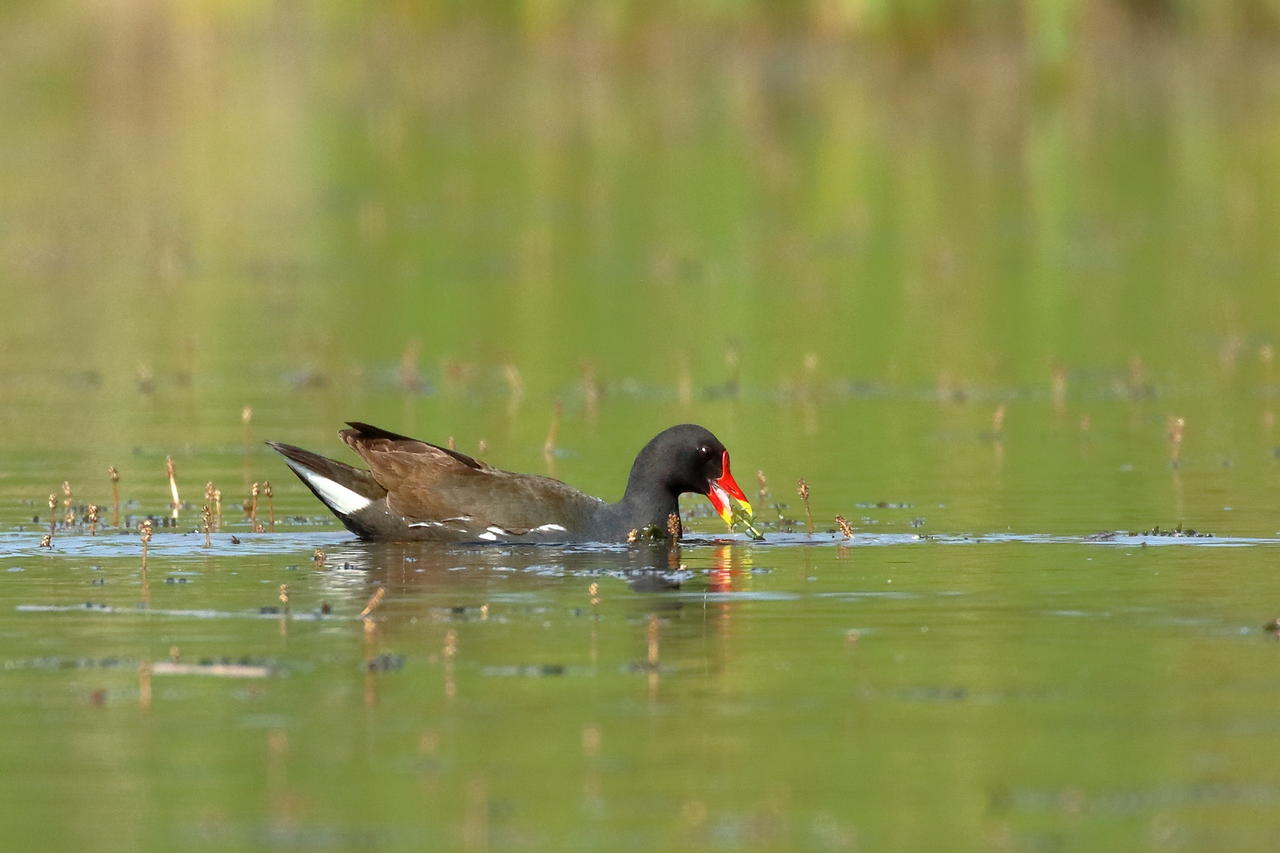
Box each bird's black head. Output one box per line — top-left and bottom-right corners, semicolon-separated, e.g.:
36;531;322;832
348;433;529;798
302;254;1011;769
626;424;752;525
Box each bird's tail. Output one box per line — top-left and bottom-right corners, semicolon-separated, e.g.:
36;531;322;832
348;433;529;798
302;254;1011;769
266;441;386;519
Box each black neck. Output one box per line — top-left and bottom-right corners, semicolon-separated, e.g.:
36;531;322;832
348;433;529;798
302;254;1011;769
596;480;678;539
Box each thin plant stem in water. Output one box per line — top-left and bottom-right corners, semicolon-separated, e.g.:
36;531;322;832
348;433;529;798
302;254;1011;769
724;347;741;398
646;613;660;700
1051;363;1067;415
797;478;814;535
1263;345;1275;430
504;363;524;418
1168;416;1185;468
676;352;693;407
88;504;99;536
47;493;56;536
544;399;561;461
360;587;386;620
108;466;121;527
139;519;154;574
399;338;422;392
730;504;764;540
166;456;180;519
138;661;152;712
263;481;274;530
581;360;600;422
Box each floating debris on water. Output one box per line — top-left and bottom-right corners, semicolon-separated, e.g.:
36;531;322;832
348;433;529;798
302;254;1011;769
1136;524;1211;538
366;654;406;672
2;652;277;675
481;664;566;677
150;660;274;678
17;603;354;622
1085;525;1213;540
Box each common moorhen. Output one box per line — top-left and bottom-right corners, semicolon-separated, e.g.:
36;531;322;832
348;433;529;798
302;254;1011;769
268;422;755;543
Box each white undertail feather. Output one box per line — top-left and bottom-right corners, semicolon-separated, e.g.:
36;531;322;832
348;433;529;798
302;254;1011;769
283;459;372;516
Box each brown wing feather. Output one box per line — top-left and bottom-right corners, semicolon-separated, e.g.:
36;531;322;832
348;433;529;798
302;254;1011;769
386;468;602;532
342;423;489;473
340;424;602;532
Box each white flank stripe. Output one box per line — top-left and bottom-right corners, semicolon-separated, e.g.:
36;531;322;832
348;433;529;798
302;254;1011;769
285;460;371;516
477;532;497;541
533;524;567;533
408;521;443;528
486;526;507;536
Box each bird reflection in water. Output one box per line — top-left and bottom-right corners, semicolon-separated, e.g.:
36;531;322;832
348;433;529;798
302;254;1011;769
634;542;755;701
303;537;759;843
314;538;755;706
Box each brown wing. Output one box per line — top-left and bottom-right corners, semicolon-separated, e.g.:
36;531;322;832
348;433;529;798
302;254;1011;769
342;421;488;473
340;424;602;532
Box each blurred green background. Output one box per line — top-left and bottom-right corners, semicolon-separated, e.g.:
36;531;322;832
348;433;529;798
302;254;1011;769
5;0;1279;390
